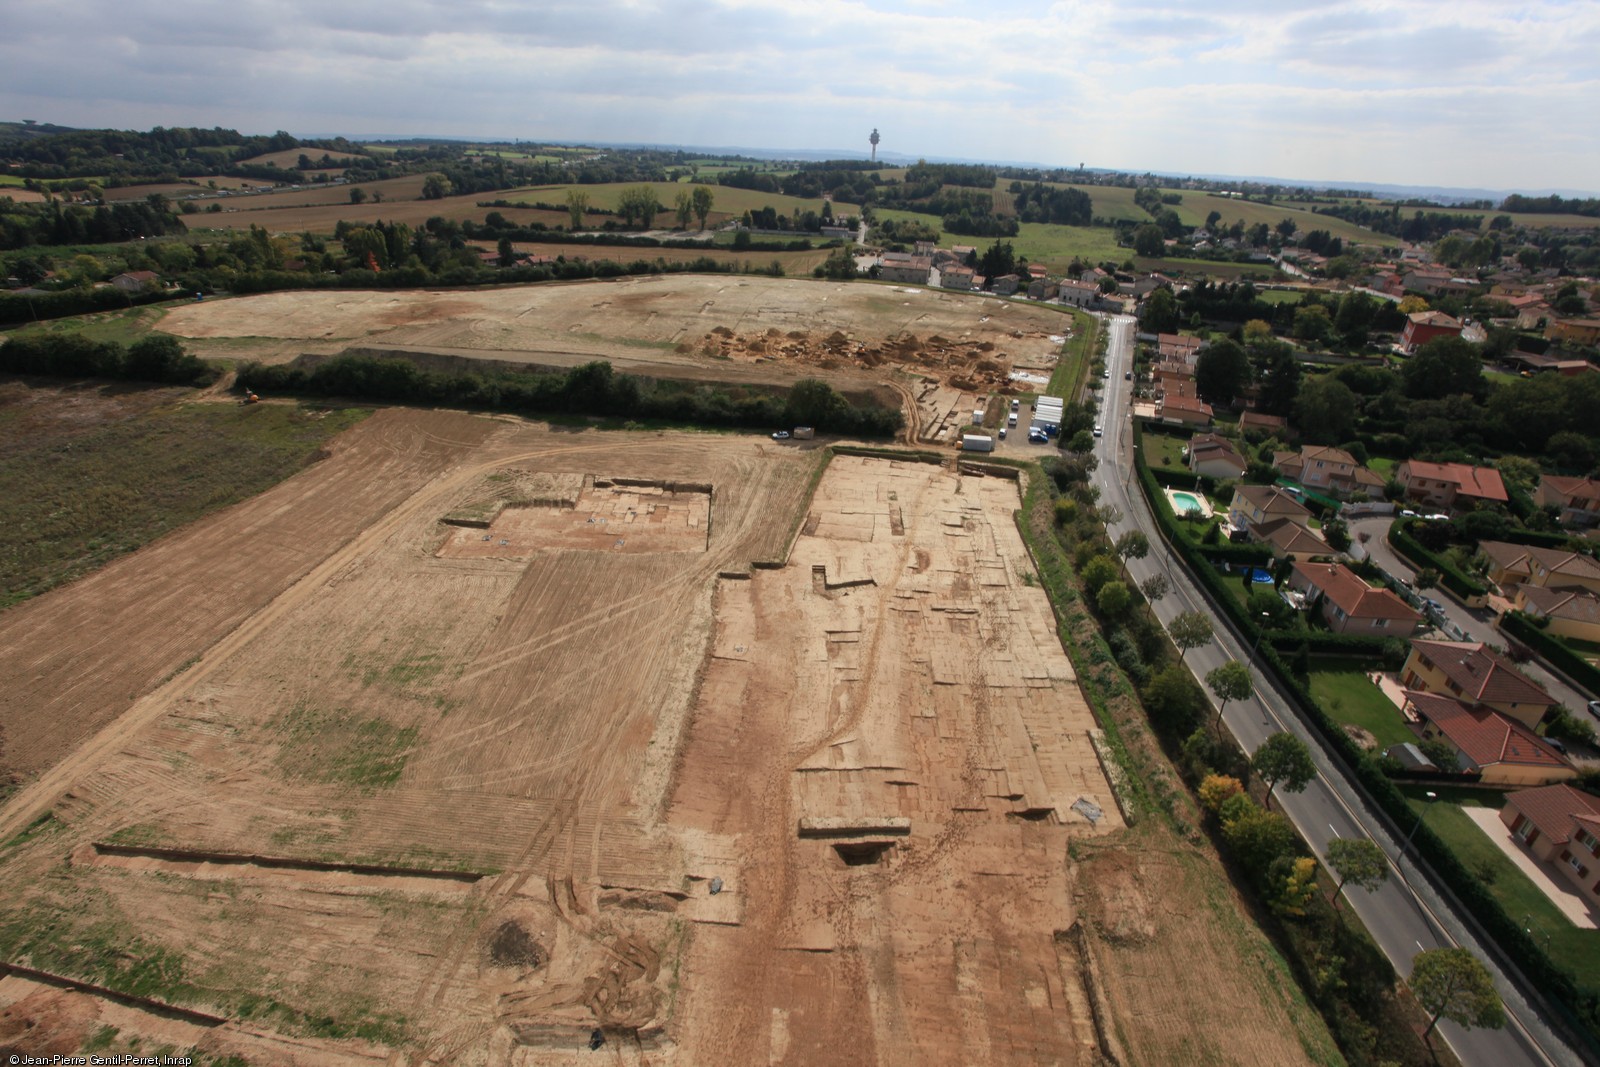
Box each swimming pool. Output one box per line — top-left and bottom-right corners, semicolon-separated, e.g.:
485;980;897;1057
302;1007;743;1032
1171;491;1205;514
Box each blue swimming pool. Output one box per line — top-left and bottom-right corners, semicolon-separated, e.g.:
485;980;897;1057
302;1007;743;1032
1171;491;1205;514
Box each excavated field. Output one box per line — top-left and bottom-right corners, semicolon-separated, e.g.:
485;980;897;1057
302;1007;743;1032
156;276;1084;440
0;407;1328;1064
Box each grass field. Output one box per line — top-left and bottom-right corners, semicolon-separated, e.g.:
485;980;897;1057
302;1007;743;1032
1045;308;1097;398
2;304;167;347
991;181;1391;245
499;181;835;222
0;385;369;608
1402;788;1600;989
872;207;1288;277
1259;289;1306;305
1308;671;1411;749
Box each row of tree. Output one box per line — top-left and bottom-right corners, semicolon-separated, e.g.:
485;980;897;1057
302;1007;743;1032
236;355;901;437
0;332;213;385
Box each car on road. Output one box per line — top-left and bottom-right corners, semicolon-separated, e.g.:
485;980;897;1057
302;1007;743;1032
1103;370;1110;379
1588;699;1600;717
771;431;790;440
1092;424;1103;437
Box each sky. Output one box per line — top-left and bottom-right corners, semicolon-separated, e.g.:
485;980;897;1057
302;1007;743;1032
3;0;1598;194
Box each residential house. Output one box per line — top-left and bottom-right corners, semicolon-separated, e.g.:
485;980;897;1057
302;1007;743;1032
878;253;932;285
992;274;1020;296
1153;360;1196;386
1239;411;1289;438
1517;302;1554;331
1056;279;1098;308
1289;561;1422;636
1155;393;1213;427
950;245;976;263
1476;541;1600;595
1080;267;1111;289
1547;319;1600;347
1026;278;1056;301
1536;475;1600;529
1401;640;1555;729
1505;352;1594;377
1272;446;1386;498
1402;269;1452;296
1026;263;1049;279
1509;584;1600;643
1227;485;1326;557
1229;484;1312;530
1395;460;1508;511
1252;518;1328;559
913;240;936;256
110;270;161;293
940;267;975;291
1131;273;1174;299
1500;784;1600;909
1400;310;1464;352
1405;691;1575;787
1187;433;1247;479
1157;333;1204;363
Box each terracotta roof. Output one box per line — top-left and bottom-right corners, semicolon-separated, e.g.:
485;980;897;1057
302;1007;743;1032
1542;475;1600;505
1400;460;1508;502
1058;279;1097;293
1407;310;1463;328
1233;485;1311;519
1478;541;1600;586
1292;561;1421;622
1513;584;1600;625
1406;691;1570;771
1239;411;1287;430
1188;432;1244;463
1408;640;1554;707
1505;784;1600;844
1252;518;1326;555
1159;394;1213;415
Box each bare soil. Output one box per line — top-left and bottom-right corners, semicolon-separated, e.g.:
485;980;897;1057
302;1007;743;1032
158;276;1082;441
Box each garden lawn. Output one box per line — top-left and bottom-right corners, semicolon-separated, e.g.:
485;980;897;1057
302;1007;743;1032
1402;788;1600;990
1309;671;1412;749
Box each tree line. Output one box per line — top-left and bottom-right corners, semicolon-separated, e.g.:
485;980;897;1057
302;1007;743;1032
0;331;214;385
236;355;902;438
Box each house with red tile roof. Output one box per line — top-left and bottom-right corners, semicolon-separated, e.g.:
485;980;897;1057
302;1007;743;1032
1478;541;1600;595
1509;585;1600;644
1238;411;1289;438
1500;784;1600;908
1547;318;1600;347
1155;393;1213;427
1401;640;1555;729
1187;433;1247;479
1273;445;1386;499
1405;691;1575;787
1537;475;1600;529
1289;561;1422;636
1396;460;1508;511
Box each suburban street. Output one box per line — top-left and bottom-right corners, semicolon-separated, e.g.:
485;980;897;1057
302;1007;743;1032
1088;314;1584;1067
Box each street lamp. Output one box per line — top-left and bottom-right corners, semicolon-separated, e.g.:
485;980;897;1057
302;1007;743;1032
1399;790;1439;884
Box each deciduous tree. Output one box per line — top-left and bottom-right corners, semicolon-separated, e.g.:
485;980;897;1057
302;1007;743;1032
691;185;715;230
1252;732;1315;809
1114;530;1149;560
565;189;589;230
1205;662;1253;726
1325;837;1387;907
1195;339;1251;404
1169;610;1214;654
1410;948;1505;1041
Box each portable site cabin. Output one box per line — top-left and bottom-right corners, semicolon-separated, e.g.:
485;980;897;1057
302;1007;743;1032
1032;394;1065;435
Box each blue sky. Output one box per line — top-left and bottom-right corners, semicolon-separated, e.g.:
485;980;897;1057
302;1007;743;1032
3;0;1596;192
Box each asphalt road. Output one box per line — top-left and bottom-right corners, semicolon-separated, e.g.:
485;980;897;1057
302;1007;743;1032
1088;314;1583;1067
1349;514;1599;726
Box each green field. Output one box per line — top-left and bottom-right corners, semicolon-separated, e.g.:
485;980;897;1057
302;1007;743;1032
0;392;370;608
992;181;1390;246
872;207;1288;277
499;181;834;221
1308;671;1412;749
0;175;28;187
1258;289;1306;306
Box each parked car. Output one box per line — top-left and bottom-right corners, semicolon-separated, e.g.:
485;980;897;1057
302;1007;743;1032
1124;371;1132;380
1587;699;1600;717
771;431;790;440
1400;509;1418;518
998;427;1007;439
1028;430;1048;443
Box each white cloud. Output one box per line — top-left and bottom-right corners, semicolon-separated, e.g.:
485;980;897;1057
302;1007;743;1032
0;0;1594;191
